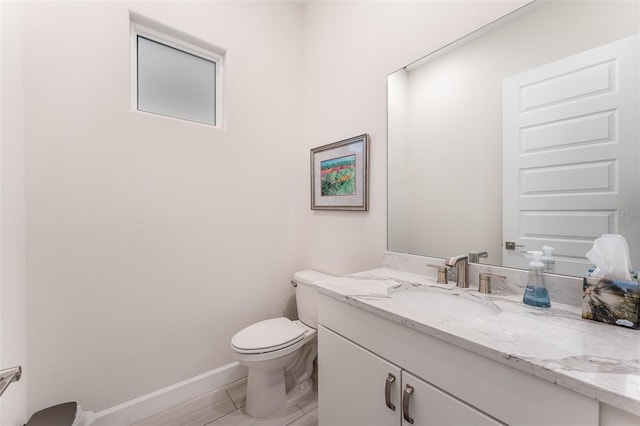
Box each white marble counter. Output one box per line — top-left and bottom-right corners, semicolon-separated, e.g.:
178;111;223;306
314;267;640;416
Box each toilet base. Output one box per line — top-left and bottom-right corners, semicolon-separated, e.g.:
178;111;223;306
245;371;314;418
244;341;317;418
245;367;287;418
245;371;313;418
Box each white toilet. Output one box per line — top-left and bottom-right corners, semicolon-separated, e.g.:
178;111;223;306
231;270;333;418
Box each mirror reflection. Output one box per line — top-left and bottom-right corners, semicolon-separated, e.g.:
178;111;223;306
388;1;639;276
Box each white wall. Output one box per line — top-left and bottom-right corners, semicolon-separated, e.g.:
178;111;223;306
23;0;303;414
296;0;528;274
387;69;410;252
0;1;28;424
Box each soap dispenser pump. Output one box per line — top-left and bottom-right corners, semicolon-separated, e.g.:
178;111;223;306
523;251;551;308
541;246;555;273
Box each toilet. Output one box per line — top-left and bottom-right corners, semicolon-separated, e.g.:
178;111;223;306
231;270;332;418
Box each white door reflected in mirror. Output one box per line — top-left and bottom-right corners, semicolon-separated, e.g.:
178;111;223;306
387;0;640;277
502;35;639;276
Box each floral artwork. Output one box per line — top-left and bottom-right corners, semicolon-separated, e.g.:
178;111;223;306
321;155;356;196
311;134;369;210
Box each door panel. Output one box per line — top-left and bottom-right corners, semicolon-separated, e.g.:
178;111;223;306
503;35;639;275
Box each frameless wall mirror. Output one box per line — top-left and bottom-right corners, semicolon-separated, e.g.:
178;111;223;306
388;1;640;277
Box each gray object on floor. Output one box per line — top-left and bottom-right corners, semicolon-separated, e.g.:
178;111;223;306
25;402;77;426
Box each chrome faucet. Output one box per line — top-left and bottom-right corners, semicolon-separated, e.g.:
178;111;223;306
478;272;506;294
445;255;469;288
468;250;488;263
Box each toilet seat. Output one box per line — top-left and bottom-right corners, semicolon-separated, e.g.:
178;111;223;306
232;317;306;354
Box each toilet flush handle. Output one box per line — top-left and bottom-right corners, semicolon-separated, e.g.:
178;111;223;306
290;280;297;288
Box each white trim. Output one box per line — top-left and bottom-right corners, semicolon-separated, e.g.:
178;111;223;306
129;11;225;128
92;362;247;426
132;23;223;65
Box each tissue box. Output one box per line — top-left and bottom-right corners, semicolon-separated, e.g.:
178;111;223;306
582;276;640;328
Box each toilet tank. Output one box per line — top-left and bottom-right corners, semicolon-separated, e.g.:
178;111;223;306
293;270;334;328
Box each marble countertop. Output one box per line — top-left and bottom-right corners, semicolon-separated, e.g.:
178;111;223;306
314;267;640;415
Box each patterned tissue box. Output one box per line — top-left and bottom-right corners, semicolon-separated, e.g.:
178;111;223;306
582;276;640;328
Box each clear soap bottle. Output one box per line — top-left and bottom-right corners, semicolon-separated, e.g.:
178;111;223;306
523;251;551;308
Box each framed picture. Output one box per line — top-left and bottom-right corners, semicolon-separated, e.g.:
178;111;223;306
311;134;369;211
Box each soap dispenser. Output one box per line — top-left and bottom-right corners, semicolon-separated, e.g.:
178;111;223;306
523;251;551;308
541;246;555;273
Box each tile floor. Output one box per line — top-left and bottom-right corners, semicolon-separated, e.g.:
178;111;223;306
132;378;318;426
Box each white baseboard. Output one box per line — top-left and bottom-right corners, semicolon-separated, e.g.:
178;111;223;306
92;362;247;426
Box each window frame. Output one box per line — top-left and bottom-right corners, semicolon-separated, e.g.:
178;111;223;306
130;14;224;127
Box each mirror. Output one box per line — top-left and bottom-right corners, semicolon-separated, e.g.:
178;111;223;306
388;1;640;276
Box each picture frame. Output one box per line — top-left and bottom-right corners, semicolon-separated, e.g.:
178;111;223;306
310;134;369;211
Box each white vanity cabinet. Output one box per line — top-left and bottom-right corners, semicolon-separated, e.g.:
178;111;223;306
317;294;604;426
319;325;400;426
319;325;502;425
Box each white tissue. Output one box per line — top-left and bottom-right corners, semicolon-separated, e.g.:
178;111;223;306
586;234;632;281
72;405;96;426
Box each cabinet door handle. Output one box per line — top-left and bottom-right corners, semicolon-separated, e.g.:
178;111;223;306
402;384;414;424
385;373;396;411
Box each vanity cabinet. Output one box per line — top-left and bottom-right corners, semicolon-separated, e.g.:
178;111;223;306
319;325;400;426
317;293;603;426
319;325;502;425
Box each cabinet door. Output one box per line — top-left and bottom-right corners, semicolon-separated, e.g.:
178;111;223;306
318;325;401;426
401;371;503;426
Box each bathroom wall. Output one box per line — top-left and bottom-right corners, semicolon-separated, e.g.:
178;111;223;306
296;0;528;274
0;1;28;424
22;1;303;414
10;0;534;419
387;70;410;253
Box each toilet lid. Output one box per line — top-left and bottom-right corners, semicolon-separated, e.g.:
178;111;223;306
231;317;305;352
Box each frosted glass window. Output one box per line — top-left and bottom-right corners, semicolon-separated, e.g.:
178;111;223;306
137;36;216;126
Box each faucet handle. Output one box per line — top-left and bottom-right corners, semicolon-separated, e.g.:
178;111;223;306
469;250;488;263
478;273;506;294
426;264;448;284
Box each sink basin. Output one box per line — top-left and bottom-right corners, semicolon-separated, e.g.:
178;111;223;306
387;285;500;319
